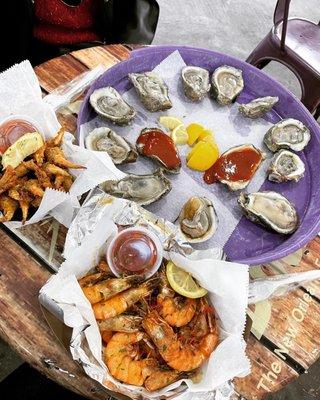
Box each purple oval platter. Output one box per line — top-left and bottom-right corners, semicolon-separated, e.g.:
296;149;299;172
78;45;320;266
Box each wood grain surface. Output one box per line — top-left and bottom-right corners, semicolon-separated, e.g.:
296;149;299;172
0;44;319;400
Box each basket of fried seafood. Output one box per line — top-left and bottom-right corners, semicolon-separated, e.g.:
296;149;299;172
40;203;250;399
0;127;84;224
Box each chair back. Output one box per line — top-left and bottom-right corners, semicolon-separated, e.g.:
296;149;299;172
273;0;291;50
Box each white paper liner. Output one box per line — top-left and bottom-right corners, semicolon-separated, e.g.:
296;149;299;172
79;50;274;250
0;61;123;227
40;196;250;400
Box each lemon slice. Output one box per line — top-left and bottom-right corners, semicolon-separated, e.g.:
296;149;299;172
166;261;207;298
158;116;183;131
2;132;44;169
171;124;188;145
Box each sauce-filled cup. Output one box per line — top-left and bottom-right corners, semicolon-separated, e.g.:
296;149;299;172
0;115;42;154
107;227;163;278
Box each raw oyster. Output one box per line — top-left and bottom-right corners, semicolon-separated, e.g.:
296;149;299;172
100;169;172;206
211;65;244;105
128;72;172;112
90;87;136;125
238;191;299;234
264;118;310;152
204;144;266;190
238;96;279;118
85;127;138;164
181;66;211;101
178;196;218;243
267;150;305;183
136;128;181;174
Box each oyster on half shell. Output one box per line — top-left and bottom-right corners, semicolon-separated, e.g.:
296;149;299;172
211;65;244;105
238;96;279;118
178;196;218;243
129;72;172;112
90;87;136;125
267;150;305;183
136;128;181;174
100;169;172;206
85;127;138;164
181;66;211;101
264;118;310;152
238;191;299;234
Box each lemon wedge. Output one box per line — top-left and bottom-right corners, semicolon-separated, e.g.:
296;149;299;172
158;116;183;131
186;123;205;146
2;132;44;169
171;124;188;145
166;261;208;298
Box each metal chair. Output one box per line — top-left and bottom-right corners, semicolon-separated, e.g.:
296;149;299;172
246;0;320;119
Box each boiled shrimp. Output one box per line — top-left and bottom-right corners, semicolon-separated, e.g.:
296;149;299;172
157;269;196;327
104;331;181;390
78;271;110;288
142;307;219;372
104;331;157;386
93;278;158;320
82;275;142;304
98;315;142;333
180;297;215;342
144;368;183;392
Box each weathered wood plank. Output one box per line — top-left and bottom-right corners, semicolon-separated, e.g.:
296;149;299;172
260;288;320;370
35;54;88;93
234;335;298;400
0;229;110;400
71;46;122;69
104;44;132;60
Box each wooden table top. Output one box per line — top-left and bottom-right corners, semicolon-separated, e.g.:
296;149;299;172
0;44;319;400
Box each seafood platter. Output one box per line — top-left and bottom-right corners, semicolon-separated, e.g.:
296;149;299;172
40;46;320;398
78;45;320;265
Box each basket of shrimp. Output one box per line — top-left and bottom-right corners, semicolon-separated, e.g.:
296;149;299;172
40;196;250;399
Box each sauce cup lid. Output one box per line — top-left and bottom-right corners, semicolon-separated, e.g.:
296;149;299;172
106;226;163;278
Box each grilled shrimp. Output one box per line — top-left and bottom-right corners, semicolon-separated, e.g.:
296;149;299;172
98;315;142;332
82;275;143;304
93;278;158;320
142;307;219;372
104;332;157;386
157;269;196;327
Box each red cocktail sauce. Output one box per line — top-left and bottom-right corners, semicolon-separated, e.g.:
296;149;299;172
137;129;181;170
204;146;263;184
0;119;38;153
109;229;158;275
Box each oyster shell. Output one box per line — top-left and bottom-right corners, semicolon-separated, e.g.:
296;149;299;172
90;87;136;125
100;169;172;206
136;128;181;174
211;65;244;105
267;150;305;183
85;127;138;165
128;72;172;112
238;96;279;118
264;118;310;152
204;144;266;190
181;66;211;101
178;196;218;243
238;191;299;234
